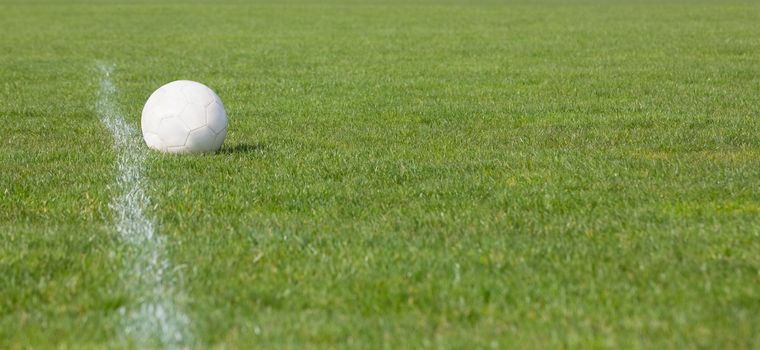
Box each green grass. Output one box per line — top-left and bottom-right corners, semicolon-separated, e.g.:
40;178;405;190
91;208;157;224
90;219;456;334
2;0;759;348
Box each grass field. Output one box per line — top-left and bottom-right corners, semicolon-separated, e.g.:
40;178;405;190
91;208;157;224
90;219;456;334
1;0;759;348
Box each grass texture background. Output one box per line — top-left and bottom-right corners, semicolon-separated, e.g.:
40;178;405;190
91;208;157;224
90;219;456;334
1;0;758;348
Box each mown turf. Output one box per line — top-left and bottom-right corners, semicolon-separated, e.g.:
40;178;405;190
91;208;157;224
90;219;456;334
1;0;759;348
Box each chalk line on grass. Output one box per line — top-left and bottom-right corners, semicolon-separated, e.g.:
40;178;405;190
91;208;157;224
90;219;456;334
97;62;191;348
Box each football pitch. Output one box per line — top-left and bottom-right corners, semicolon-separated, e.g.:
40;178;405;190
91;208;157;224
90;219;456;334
1;0;759;348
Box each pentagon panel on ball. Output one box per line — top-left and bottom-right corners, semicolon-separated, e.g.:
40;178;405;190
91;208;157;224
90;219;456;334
141;80;228;154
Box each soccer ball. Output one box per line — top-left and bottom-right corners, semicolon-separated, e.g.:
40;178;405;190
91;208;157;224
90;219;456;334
141;80;227;154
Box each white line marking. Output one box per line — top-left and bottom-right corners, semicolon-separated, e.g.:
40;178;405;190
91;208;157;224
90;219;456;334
97;62;191;348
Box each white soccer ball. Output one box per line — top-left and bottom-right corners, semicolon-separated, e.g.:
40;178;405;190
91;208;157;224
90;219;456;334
141;80;227;154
